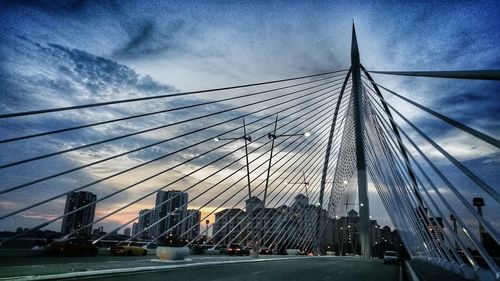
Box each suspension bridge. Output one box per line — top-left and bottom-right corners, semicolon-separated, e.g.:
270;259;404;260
0;24;498;281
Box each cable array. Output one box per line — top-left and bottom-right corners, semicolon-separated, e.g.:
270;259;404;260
0;70;353;256
360;68;499;276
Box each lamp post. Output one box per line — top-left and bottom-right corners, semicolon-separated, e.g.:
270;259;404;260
214;118;256;255
287;171;312;252
472;197;485;246
257;115;310;255
334;215;340;256
449;214;458;251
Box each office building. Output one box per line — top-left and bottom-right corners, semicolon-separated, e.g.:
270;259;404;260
213;208;247;244
132;209;155;239
61;191;97;236
184;209;201;240
152;190;188;238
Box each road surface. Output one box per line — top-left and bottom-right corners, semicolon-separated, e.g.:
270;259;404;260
0;255;400;281
66;257;398;281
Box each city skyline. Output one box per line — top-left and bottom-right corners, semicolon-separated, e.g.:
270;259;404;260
2;189;392;240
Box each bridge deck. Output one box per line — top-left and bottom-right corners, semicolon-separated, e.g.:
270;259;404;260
0;256;399;281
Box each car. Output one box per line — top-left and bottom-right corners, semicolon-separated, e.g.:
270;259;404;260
49;237;98;256
383;251;399;264
111;241;147;256
259;247;272;255
226;243;250;256
218;245;228;255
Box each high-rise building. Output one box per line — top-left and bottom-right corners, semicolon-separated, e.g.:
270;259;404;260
285;194;314;248
330;209;379;255
380;225;392;243
153;190;188;238
244;197;289;247
246;196;264;212
245;197;262;245
61;191;97;236
133;209;155;239
123;228;131;237
184;209;201;240
132;223;139;237
213;208;247;244
292;194;309;209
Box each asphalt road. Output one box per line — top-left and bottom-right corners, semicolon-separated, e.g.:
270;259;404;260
71;257;399;281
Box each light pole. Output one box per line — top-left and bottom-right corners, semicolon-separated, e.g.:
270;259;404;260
449;214;458;251
213;118;256;255
334;215;340;256
472;197;485;246
287;171;312;252
257;115;310;255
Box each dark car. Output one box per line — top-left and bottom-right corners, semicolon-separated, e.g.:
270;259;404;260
259;247;272;255
226;243;250;256
50;238;98;256
383;251;399;264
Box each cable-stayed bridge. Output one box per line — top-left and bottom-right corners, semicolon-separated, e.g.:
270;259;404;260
0;24;498;281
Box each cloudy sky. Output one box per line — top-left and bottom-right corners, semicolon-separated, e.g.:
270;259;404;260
0;0;498;239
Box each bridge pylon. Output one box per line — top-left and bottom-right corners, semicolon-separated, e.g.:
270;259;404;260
351;22;372;258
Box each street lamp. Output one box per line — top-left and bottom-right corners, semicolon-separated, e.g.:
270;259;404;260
449;214;458;251
213;118;253;200
257;115;310;255
267;132;310;140
214;118;256;255
287;171;313;252
472;197;485;246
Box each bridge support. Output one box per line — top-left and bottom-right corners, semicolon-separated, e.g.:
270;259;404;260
351;23;372;258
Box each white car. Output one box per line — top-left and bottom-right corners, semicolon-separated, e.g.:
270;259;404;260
383;251;399;264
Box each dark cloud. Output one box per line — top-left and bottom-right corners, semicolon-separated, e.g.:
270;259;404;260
113;19;185;59
3;0;121;15
49;43;173;95
1;35;174;113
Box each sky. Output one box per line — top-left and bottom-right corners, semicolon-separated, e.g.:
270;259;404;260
0;0;499;239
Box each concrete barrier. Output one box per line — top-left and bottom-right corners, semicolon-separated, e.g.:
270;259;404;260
404;261;420;281
204;249;221;255
0;249;50;258
286;249;301;255
0;248;158;258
